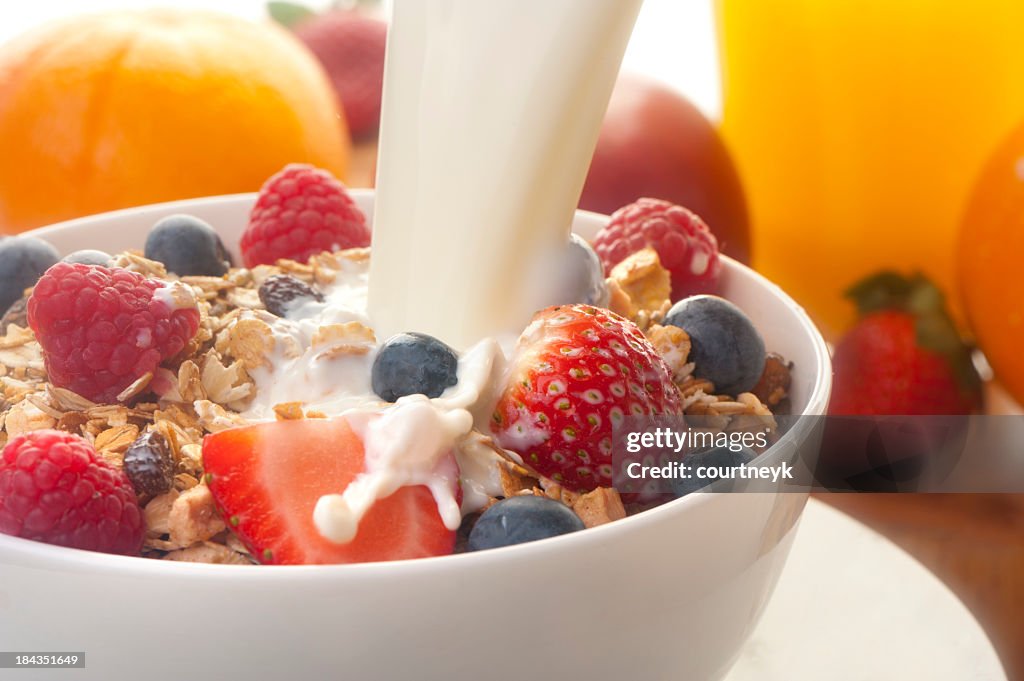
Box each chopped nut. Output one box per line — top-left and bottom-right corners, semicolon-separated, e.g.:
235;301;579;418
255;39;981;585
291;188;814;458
751;353;792;408
144;490;180;537
273;402;305;420
498;461;538;497
55;411;89;434
572;487;626;528
609;247;671;316
168;485;226;546
647;324;693;381
538;479;579;507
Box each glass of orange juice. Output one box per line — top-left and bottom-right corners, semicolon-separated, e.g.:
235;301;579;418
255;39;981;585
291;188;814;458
715;0;1024;336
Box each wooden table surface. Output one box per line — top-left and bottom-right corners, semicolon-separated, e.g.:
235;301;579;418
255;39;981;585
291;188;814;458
820;382;1024;680
819;494;1024;681
348;143;1023;679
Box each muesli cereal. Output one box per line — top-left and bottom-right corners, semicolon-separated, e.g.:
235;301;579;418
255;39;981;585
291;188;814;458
0;173;789;565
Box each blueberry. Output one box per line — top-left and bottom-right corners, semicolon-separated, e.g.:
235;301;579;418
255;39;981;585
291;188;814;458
371;332;459;402
467;495;584;551
62;249;112;266
669;446;757;498
664;295;766;395
144;214;231;277
258;274;324;317
564;233;609;307
0;236;59;314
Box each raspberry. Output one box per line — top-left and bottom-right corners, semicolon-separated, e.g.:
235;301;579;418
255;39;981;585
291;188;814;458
593;198;721;300
27;263;200;403
241;164;370;268
0;430;143;555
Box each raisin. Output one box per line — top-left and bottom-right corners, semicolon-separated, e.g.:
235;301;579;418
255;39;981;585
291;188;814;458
258;274;324;317
123;431;174;496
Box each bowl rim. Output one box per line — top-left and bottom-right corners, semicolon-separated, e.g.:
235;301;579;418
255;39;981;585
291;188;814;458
0;192;833;578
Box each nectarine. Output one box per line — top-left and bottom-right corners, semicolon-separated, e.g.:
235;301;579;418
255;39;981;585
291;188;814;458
581;75;751;264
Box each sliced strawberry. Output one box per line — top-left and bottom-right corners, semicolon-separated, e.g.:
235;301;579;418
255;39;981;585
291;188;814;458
490;304;684;492
202;418;455;565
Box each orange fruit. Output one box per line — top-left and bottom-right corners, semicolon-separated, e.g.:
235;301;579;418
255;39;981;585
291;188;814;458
957;120;1024;404
0;9;350;233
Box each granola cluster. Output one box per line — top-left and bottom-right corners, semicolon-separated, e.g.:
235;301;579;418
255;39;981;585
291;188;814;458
0;245;790;563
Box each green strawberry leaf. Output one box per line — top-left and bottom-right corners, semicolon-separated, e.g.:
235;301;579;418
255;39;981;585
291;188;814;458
844;271;914;315
268;1;315;27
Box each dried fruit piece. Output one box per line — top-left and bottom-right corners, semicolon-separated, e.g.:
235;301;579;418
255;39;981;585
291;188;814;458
123;430;175;496
258;274;324;317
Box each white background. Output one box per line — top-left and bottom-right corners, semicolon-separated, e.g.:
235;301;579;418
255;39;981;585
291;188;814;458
0;0;721;117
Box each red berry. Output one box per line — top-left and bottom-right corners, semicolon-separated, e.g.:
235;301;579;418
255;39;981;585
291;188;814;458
829;272;982;416
829;311;979;415
27;263;200;403
0;430;143;555
241;164;370;268
490;304;684;492
202;417;457;565
594;198;721;300
294;11;387;139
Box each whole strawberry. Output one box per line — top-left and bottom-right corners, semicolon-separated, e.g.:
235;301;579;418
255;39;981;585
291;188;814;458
491;304;684;492
292;10;387;139
593;198;721;300
241;163;370;268
0;430;143;554
27;263;200;403
829;272;982;415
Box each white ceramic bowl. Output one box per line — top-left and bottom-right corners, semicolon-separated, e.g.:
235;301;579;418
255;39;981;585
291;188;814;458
0;192;831;681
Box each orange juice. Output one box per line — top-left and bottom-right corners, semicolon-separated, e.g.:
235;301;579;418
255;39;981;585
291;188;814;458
716;0;1024;336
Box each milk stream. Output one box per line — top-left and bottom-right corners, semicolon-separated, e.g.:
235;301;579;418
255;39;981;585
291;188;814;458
369;0;644;350
248;0;643;543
